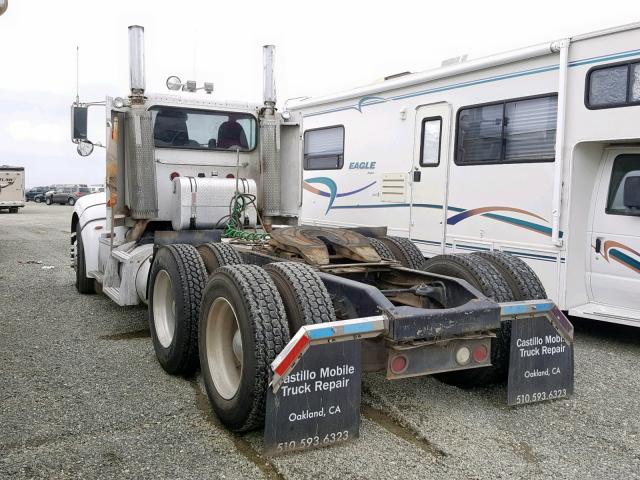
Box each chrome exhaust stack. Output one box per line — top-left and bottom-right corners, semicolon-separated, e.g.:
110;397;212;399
260;45;281;225
128;25;146;104
263;45;276;114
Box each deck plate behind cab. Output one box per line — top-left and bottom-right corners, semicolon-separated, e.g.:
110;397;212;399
269;226;381;265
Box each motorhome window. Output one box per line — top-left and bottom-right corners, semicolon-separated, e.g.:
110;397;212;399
586;61;640;108
456;95;557;165
504;96;556;161
419;117;442;166
606;154;640;215
149;107;257;151
304;126;344;170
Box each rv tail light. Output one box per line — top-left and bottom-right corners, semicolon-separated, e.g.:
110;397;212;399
226;173;235;179
473;345;488;363
170;172;180;181
390;355;408;374
455;346;471;366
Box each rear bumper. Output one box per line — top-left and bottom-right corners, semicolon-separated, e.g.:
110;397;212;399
270;299;573;392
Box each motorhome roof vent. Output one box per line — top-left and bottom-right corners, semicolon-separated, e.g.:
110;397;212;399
441;54;468;67
384;71;412;81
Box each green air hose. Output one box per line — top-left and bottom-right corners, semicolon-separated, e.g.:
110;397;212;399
223;193;270;242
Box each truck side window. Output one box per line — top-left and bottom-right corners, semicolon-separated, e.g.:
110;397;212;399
586;61;640;109
419;117;442;167
304;126;344;170
606;154;640;215
455;95;557;165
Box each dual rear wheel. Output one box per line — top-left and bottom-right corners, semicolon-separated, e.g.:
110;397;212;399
148;242;334;432
369;236;546;388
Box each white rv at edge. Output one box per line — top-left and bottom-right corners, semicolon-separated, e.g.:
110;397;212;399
287;23;640;326
0;165;25;213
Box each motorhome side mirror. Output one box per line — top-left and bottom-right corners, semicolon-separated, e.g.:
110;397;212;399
77;140;94;157
622;176;640;211
71;106;88;141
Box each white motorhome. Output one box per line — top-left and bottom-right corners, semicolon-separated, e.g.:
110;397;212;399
287;23;640;326
0;165;25;213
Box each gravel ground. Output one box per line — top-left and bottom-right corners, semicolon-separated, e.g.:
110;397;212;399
1;203;639;479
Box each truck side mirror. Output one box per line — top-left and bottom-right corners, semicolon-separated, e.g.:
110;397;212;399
71;105;88;141
623;176;640;211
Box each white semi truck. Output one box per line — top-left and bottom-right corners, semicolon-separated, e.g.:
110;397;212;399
0;165;25;213
70;26;574;452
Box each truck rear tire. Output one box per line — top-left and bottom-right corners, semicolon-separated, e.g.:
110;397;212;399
264;262;336;333
422;254;515;387
199;265;289;432
75;223;95;294
472;251;547;300
196;242;243;275
379;236;426;270
367;237;396;261
148;244;207;375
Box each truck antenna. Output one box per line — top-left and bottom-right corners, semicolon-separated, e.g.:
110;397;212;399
75;45;80;104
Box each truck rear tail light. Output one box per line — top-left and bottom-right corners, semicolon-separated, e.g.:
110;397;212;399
226;173;235;179
473;345;488;363
455;346;471;365
390;355;408;374
170;171;180;181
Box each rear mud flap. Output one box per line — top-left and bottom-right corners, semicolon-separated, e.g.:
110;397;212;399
504;303;574;405
264;341;361;455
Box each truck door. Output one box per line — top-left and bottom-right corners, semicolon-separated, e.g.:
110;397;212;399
589;148;640;312
410;103;450;255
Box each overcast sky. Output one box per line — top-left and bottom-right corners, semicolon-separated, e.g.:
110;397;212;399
0;0;637;187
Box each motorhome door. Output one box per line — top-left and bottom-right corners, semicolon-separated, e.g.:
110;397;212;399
410;103;451;255
589;148;640;313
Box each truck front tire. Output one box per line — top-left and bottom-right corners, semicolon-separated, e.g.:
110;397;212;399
75;223;95;294
199;265;289;432
148;244;207;375
422;253;515;387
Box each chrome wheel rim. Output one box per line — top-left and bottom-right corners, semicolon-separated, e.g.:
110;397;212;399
153;270;176;348
206;297;242;400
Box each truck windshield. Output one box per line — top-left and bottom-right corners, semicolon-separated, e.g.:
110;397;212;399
149;106;257;151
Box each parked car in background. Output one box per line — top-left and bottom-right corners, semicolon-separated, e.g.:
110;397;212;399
45;186;91;206
89;184;105;193
26;186;50;202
